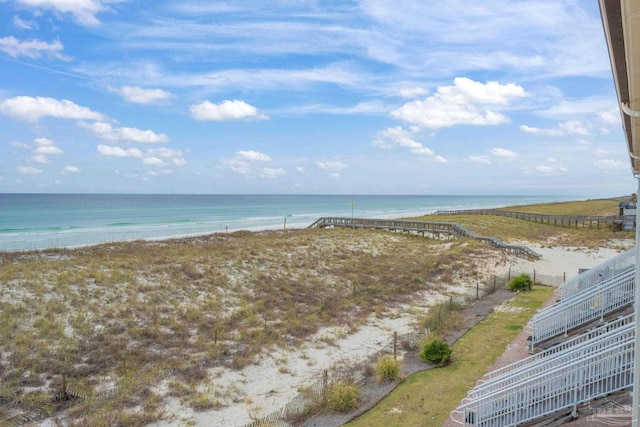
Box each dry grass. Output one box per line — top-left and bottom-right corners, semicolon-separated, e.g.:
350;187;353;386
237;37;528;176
501;198;623;216
414;198;634;249
0;227;502;425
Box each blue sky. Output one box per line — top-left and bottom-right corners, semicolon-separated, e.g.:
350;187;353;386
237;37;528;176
0;0;634;196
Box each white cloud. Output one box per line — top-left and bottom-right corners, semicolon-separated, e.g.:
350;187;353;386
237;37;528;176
520;120;589;136
0;96;105;122
97;144;143;158
12;137;64;163
146;147;187;166
535;164;568;175
593;159;628;171
18;165;43;175
32;139;63;162
33;137;63;155
371;126;442;158
261;167;287;179
592;148;614;157
316;161;347;171
190;100;268;121
143;157;165;166
237;150;271;162
115;86;172;104
13;15;37;30
391;78;526;129
328;172;341;180
17;0;106;26
224;150;273;175
60;165;80;175
147;169;173;177
490;148;518;159
80;121;169;143
467;155;491;164
398;87;428;98
0;36;68;60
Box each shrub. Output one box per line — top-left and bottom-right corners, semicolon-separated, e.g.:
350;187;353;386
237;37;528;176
374;355;400;382
508;273;533;292
419;339;452;366
324;381;360;413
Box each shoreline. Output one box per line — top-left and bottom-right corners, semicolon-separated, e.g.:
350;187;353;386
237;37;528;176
0;193;579;252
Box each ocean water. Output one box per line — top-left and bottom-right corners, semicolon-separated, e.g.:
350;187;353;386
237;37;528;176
0;193;574;252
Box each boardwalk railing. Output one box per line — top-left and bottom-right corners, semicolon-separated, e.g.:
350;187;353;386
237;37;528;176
431;208;624;229
527;267;635;350
481;313;635;383
450;325;635;426
470;319;635;397
556;247;635;300
308;217;541;260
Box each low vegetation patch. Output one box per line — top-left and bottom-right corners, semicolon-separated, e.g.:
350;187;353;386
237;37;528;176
419;339;452;366
374;355;401;382
347;285;554;427
324;381;360;413
509;273;533;292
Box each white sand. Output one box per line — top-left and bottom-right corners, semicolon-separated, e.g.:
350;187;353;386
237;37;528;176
151;242;632;427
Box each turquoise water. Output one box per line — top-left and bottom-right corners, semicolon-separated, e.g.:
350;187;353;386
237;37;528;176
0;193;574;251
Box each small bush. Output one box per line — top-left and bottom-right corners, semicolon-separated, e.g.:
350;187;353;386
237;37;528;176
419;339;452;366
374;355;400;382
508;274;533;292
324;381;360;413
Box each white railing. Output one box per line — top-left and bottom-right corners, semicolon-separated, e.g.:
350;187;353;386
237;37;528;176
451;335;635;426
482;313;634;383
557;248;635;299
471;319;634;397
528;268;635;348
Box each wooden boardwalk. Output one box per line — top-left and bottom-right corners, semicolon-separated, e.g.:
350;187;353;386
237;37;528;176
308;217;541;260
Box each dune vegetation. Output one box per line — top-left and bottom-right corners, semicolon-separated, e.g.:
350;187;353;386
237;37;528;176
0;197;633;426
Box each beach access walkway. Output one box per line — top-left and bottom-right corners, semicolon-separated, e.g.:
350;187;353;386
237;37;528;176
308;216;541;260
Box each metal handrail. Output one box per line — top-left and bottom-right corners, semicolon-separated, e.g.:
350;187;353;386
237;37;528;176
471;321;634;396
528;268;635;348
480;313;634;383
451;336;635;426
556;248;635;300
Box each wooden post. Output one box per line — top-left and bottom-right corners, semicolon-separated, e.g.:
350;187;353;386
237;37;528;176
393;332;398;360
61;372;68;401
322;370;328;397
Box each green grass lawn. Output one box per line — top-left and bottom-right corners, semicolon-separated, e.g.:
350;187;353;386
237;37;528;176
346;285;555;427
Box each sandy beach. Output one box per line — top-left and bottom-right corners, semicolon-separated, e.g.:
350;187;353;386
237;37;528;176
0;220;633;427
150;243;629;427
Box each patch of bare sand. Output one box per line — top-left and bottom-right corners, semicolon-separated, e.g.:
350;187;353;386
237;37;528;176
151;291;441;427
503;243;630;279
150;243;628;427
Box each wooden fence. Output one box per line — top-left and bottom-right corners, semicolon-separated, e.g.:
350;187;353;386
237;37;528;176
432;209;630;230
